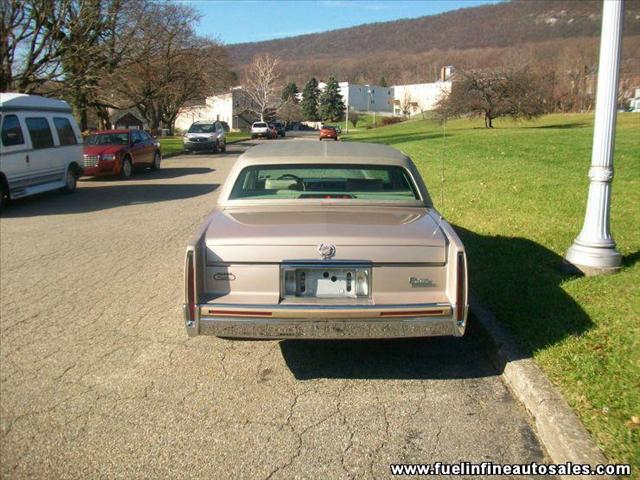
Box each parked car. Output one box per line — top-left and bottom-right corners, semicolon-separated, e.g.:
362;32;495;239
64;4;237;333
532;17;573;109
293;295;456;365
0;93;83;211
183;121;226;153
250;122;271;139
183;142;468;340
272;121;286;137
83;129;161;178
319;125;339;141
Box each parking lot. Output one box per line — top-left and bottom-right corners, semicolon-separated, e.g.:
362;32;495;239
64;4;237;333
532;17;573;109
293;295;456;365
1;138;551;478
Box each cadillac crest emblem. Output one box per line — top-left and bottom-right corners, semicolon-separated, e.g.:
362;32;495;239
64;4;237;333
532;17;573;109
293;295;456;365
317;243;336;260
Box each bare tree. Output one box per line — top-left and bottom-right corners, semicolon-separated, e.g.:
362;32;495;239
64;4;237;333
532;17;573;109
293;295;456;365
0;0;70;92
244;54;280;121
278;98;302;127
437;68;549;128
113;2;232;132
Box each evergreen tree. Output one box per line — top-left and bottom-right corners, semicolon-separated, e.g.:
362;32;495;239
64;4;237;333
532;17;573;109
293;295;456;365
281;82;299;103
318;76;345;121
379;77;388;87
301;77;320;121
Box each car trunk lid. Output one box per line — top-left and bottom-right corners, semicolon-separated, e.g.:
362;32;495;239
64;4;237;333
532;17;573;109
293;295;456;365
205;206;446;264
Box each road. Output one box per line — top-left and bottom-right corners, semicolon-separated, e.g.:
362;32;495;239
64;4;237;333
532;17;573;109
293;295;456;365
1;136;550;479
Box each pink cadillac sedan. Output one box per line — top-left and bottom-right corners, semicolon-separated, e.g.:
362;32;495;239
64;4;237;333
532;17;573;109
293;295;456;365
183;142;467;339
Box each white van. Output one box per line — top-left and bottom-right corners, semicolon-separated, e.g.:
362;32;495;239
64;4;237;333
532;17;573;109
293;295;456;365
0;93;83;210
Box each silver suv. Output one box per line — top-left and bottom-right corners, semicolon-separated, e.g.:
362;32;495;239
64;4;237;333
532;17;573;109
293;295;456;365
183;121;226;153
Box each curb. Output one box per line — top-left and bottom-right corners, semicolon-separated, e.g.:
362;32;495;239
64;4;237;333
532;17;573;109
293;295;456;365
469;293;616;479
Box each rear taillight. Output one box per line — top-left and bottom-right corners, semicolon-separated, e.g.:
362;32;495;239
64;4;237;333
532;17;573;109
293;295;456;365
456;252;466;323
186;250;196;321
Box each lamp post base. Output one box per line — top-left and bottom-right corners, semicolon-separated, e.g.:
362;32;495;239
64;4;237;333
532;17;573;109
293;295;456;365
563;243;622;276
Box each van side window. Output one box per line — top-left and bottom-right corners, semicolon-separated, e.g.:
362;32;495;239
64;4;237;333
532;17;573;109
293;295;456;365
53;117;77;146
1;114;25;147
25;117;54;149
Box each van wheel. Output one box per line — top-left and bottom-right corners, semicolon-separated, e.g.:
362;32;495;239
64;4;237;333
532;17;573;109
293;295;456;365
121;157;133;178
212;140;219;154
60;168;78;194
151;152;161;170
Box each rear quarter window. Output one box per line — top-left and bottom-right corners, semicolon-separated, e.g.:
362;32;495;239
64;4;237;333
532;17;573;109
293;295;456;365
25;117;54;149
1;114;25;147
53;117;77;146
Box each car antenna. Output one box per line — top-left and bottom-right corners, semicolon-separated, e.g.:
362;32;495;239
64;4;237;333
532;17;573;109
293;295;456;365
433;115;446;236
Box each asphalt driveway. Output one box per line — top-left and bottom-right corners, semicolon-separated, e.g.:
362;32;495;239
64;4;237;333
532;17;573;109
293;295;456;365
1;137;550;478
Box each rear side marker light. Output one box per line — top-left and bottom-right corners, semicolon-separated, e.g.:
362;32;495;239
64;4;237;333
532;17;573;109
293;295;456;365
186;251;196;322
456;252;466;323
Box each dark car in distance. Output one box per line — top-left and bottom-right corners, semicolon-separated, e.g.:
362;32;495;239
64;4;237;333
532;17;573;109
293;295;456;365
83;129;161;178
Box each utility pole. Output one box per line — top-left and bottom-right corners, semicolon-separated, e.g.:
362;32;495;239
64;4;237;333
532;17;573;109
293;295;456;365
564;0;624;275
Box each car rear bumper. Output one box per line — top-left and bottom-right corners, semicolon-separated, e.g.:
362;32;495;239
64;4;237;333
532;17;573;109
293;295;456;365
184;303;466;339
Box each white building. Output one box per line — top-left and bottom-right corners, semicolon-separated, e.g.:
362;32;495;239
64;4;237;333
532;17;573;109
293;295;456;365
318;82;395;114
175;66;455;129
630;87;640;112
391;81;452;116
174;87;256;132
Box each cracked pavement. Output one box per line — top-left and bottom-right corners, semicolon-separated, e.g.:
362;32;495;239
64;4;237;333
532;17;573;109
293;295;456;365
1;137;551;478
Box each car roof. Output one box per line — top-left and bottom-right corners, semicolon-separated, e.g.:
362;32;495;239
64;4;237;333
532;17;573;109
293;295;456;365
91;129;130;134
0;93;72;113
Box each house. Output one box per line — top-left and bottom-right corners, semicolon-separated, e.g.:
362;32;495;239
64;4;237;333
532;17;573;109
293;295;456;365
174;87;257;132
112;111;145;130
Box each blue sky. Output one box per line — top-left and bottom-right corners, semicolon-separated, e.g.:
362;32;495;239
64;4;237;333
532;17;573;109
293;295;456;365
185;0;502;45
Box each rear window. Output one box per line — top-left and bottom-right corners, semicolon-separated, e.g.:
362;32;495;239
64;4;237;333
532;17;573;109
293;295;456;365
25;117;54;149
53;117;77;146
1;114;25;147
229;164;419;201
253;123;267;128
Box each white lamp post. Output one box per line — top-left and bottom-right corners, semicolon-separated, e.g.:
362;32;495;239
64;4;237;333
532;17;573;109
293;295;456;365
564;0;624;276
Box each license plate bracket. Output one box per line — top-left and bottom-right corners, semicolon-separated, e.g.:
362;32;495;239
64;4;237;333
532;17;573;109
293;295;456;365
281;265;371;299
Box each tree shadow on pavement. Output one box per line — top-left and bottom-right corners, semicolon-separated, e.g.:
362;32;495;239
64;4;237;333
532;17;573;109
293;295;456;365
281;225;592;380
3;182;219;217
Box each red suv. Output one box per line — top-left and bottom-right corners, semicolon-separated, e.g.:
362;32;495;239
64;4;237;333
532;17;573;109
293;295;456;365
83;129;161;178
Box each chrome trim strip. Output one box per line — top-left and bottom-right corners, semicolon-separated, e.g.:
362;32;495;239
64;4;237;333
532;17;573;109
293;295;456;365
205;260;446;267
201;302;450;310
0;144;79;155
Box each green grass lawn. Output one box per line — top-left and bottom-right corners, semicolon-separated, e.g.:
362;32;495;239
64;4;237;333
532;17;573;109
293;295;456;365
159;132;251;156
344;113;640;472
